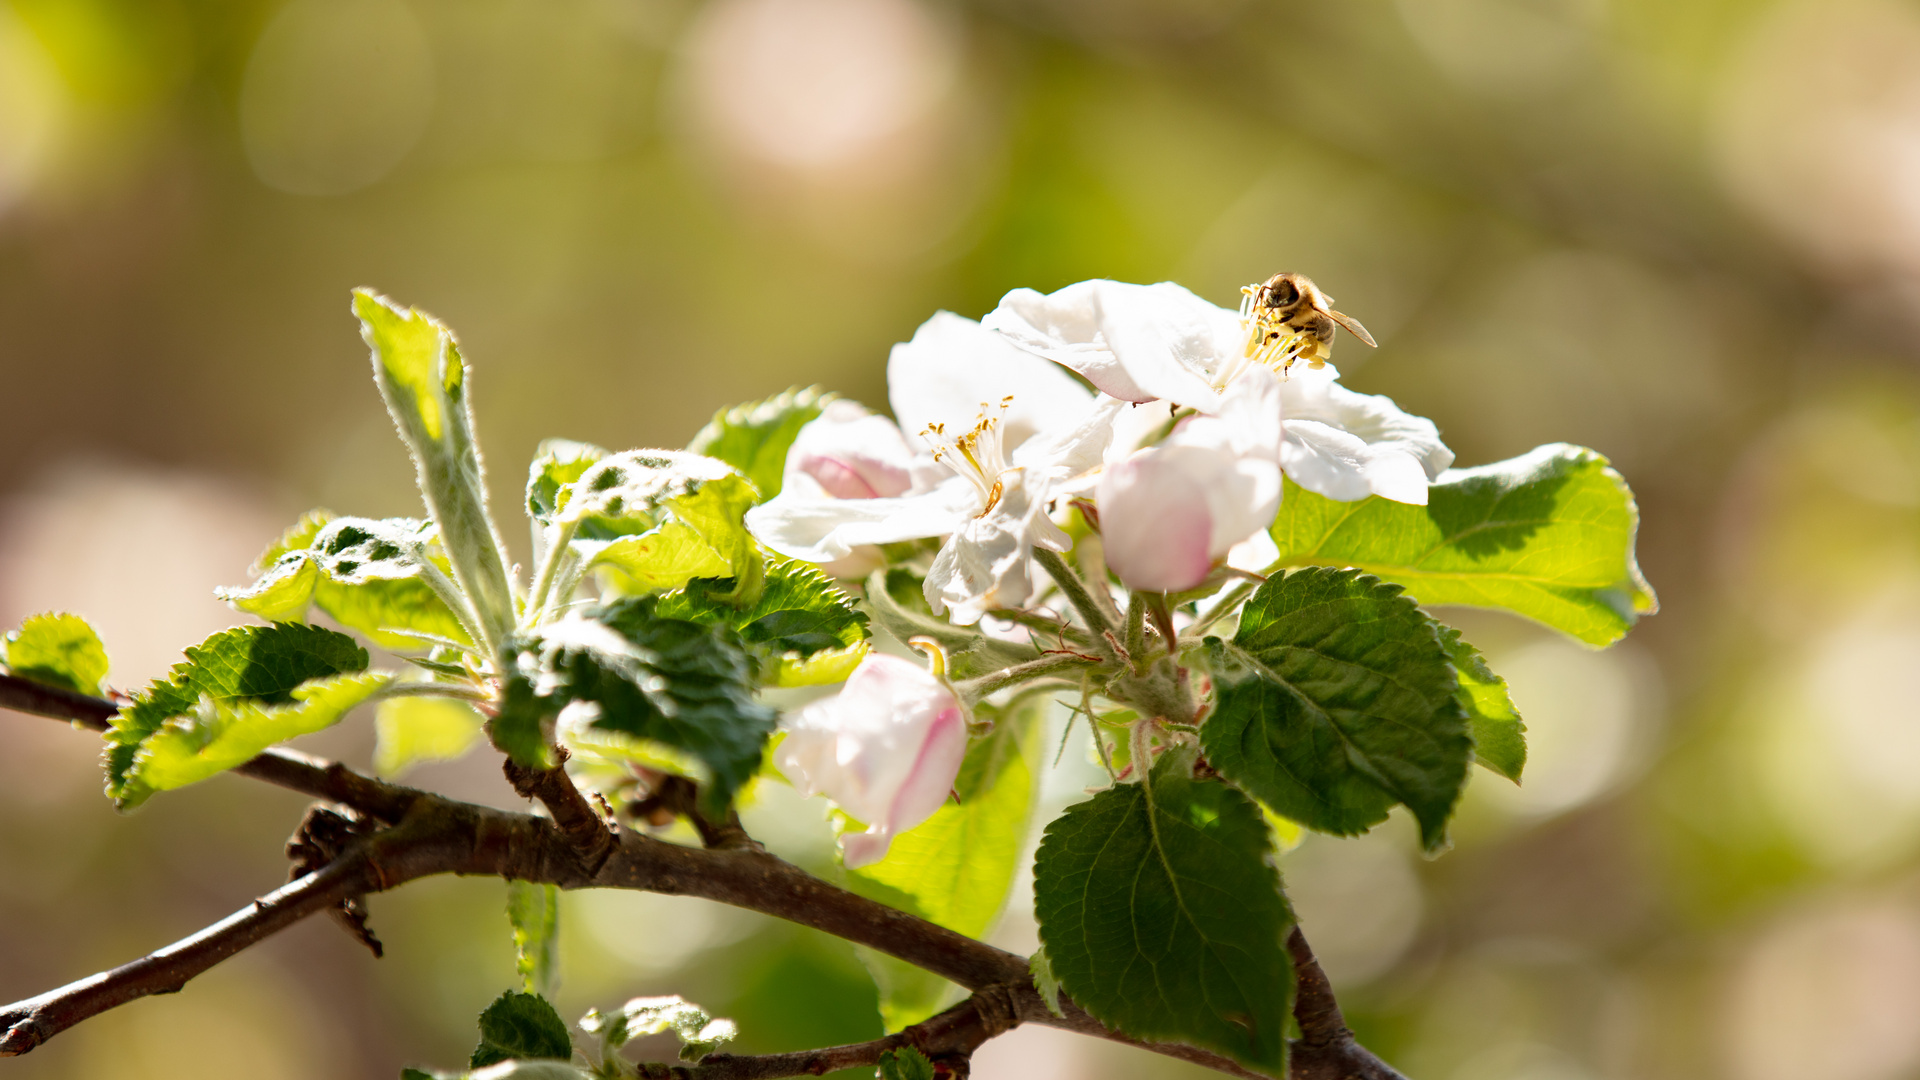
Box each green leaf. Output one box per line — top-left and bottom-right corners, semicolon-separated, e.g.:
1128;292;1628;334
1029;946;1065;1018
579;996;738;1062
862;568;1041;680
471;991;572;1069
1269;444;1657;646
657;557;871;687
558;451;762;602
1033;749;1294;1074
525;439;608;526
1200;567;1472;851
374;693;486;777
220;513;475;652
507;881;560;999
1434;620;1526;782
844;701;1041;1030
685;385;832;500
107;624;373;806
135;673;392;796
877;1047;937;1080
496;597;777;813
4;612;108;694
355;289;518;650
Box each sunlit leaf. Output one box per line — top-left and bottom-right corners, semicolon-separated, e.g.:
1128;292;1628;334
506;881;560;1000
1269;444;1657;646
355;289;518;649
657;556;870;687
470;991;572;1069
374;693;486;777
1434;619;1526;782
579;995;737;1062
686;385;832;500
220;512;474;652
4;612;108;694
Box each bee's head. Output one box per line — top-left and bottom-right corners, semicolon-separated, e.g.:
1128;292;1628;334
1259;273;1312;312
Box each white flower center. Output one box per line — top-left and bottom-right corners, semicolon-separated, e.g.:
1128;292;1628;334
923;396;1016;517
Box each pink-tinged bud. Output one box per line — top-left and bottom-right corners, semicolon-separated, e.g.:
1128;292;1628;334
774;653;968;868
1097;449;1218;592
786;402;915;500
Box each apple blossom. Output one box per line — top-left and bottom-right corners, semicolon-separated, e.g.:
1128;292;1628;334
747;313;1120;623
774;651;969;868
985;278;1454;504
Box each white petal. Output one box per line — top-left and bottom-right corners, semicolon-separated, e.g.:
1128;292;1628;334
985;280;1238;410
1279;420;1377;502
1011;394;1125;485
924;476;1051;624
888;311;1091;453
746;485;971;562
1281;364;1454;480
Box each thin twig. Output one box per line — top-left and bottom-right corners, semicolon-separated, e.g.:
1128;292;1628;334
1285;927;1409;1080
953;652;1100;705
1032;548;1116;642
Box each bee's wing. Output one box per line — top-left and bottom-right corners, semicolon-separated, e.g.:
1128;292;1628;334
1328;310;1377;348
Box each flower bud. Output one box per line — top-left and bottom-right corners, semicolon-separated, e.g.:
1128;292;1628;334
774;653;968;868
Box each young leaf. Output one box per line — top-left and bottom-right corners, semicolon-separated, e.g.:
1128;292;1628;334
685;385;832;500
1268;444;1657;646
495;597;777;813
844;701;1042;1030
1201;567;1472;851
656;557;871;686
506;881;560;1000
375;694;487;777
578;996;738;1062
1028;945;1066;1018
107;624;372;806
1434;620;1526;782
525;439;608;526
1033;749;1294;1074
355;289;518;651
4;612;108;694
220;513;476;652
558;451;762;600
471;990;573;1069
877;1047;937;1080
132;672;393;796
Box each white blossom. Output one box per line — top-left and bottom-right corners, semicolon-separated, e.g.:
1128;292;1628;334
985;278;1453;504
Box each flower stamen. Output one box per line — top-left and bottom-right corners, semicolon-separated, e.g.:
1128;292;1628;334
924;396;1016;517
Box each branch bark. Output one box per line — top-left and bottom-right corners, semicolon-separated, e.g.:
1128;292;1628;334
1;674;1404;1080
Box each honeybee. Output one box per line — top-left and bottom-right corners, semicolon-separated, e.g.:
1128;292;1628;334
1238;273;1376;376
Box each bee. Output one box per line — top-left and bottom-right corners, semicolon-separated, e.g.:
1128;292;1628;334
1238;273;1376;376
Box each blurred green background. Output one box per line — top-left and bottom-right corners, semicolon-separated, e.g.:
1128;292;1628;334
5;0;1920;1077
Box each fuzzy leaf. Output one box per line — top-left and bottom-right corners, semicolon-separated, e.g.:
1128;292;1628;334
220;513;473;652
1201;568;1472;851
559;451;761;600
107;624;371;806
133;672;392;795
657;557;870;687
471;991;573;1069
1033;749;1293;1074
355;289;517;649
496;597;776;813
4;612;108;694
685;385;832;500
1029;946;1065;1018
1269;444;1657;646
525;439;608;526
579;996;737;1062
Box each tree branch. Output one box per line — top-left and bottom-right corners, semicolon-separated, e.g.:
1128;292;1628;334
1;674;1406;1079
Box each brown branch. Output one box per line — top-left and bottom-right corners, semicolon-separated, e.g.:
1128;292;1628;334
1;674;1406;1080
503;751;619;873
667;986;1021;1079
1285;927;1409;1080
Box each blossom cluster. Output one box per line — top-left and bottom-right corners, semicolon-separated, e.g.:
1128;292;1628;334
753;278;1454;865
